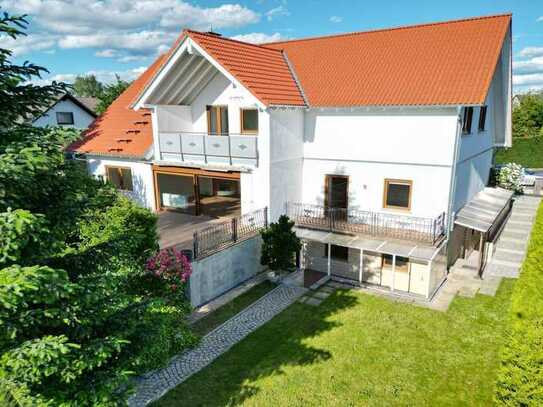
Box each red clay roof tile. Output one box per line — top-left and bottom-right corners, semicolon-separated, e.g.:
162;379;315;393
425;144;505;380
68;55;167;158
265;14;511;107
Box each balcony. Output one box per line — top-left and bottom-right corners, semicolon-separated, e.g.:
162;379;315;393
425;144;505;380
287;202;446;246
158;132;258;168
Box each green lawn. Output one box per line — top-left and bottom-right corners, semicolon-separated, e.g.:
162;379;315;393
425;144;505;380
190;280;277;337
495;137;543;168
155;280;514;406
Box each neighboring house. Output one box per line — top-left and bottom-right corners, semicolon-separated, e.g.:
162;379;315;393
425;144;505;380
33;93;98;129
69;14;513;300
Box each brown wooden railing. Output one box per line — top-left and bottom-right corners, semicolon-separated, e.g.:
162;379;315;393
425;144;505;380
286;202;445;245
193;207;268;259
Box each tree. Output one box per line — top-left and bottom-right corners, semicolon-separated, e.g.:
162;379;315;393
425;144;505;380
260;215;302;272
0;12;195;405
0;13;67;131
96;75;131;114
512;92;543;138
73;74;104;98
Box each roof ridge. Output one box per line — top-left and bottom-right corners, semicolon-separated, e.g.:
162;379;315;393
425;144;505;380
264;13;512;47
183;29;283;53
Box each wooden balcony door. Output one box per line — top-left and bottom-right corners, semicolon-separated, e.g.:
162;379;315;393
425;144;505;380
207;105;229;135
325;175;349;220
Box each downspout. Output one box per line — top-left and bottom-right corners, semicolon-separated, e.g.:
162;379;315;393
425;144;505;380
446;107;463;241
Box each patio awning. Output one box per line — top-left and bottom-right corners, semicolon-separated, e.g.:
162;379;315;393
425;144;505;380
454;187;514;233
294;227;444;261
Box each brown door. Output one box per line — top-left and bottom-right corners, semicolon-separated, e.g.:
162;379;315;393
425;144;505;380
325;175;349;220
207;105;229;135
325;175;349;209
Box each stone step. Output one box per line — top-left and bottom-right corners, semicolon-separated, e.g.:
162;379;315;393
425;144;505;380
493;249;525;263
501;231;530;241
507;220;534;227
491;258;523;269
485;262;521;278
479;276;502;296
496;239;528;251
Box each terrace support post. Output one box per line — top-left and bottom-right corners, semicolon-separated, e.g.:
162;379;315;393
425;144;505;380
327;243;331;276
232;217;238;242
359;249;364;284
264;206;269;228
391;254;396;292
193;232;199;260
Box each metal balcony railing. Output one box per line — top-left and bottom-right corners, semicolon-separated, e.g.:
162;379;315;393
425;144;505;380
158;131;258;166
286;202;446;245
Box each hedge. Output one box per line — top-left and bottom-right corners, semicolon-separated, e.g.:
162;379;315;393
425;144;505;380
495;202;543;405
495;137;543;169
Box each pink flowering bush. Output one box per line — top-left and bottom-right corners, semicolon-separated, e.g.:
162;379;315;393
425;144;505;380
145;248;192;292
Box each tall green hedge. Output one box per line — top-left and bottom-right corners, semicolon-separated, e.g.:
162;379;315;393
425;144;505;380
495;202;543;405
495;137;543;168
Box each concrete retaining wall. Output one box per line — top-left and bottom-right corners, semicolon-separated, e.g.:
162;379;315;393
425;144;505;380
188;236;265;307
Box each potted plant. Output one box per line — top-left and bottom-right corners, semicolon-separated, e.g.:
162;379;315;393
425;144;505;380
260;215;301;280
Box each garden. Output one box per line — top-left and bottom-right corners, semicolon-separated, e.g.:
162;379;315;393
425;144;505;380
0;13;195;406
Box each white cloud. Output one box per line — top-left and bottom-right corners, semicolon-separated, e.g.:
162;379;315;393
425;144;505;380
0;32;57;56
513;73;543;87
265;5;289;21
519;47;543;58
329;16;342;23
95;49;119;58
230;32;284;44
32;66;148;85
0;0;261;59
537;16;543;22
514;57;543;75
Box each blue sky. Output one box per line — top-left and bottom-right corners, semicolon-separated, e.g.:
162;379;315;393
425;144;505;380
0;0;541;93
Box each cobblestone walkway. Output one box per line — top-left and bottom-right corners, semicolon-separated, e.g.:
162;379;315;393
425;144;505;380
128;283;307;406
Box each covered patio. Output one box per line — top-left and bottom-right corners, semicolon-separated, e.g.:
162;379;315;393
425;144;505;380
295;227;448;300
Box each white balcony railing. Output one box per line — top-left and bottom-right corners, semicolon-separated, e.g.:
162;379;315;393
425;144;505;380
158;132;258;167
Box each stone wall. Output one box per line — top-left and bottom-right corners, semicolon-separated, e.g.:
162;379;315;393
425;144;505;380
188;236;265;307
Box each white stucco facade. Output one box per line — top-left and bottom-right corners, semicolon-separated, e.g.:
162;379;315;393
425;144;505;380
33;98;95;129
109;24;511;242
86;156;156;210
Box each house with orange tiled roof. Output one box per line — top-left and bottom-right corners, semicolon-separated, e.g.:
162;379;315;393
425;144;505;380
70;13;513;299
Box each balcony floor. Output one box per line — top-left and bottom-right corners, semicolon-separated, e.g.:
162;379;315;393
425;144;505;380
158;211;227;252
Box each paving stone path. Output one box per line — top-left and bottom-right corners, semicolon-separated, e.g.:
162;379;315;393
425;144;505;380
128;284;307;406
430;195;541;311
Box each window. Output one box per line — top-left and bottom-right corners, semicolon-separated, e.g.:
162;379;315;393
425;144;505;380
56;112;74;125
240;108;258;134
325;244;349;262
106;166;133;191
382;255;409;272
478;106;487;132
206;105;229;135
383;179;412;210
461;107;473;135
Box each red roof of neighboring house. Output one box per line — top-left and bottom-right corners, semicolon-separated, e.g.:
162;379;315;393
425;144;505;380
184;30;306;106
68;55;167;158
265;14;511;107
71;14;511;158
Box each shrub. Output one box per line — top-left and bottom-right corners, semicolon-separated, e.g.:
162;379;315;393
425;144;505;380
495;202;543;405
498;163;523;193
145;247;192;293
128;300;197;373
260;215;301;272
